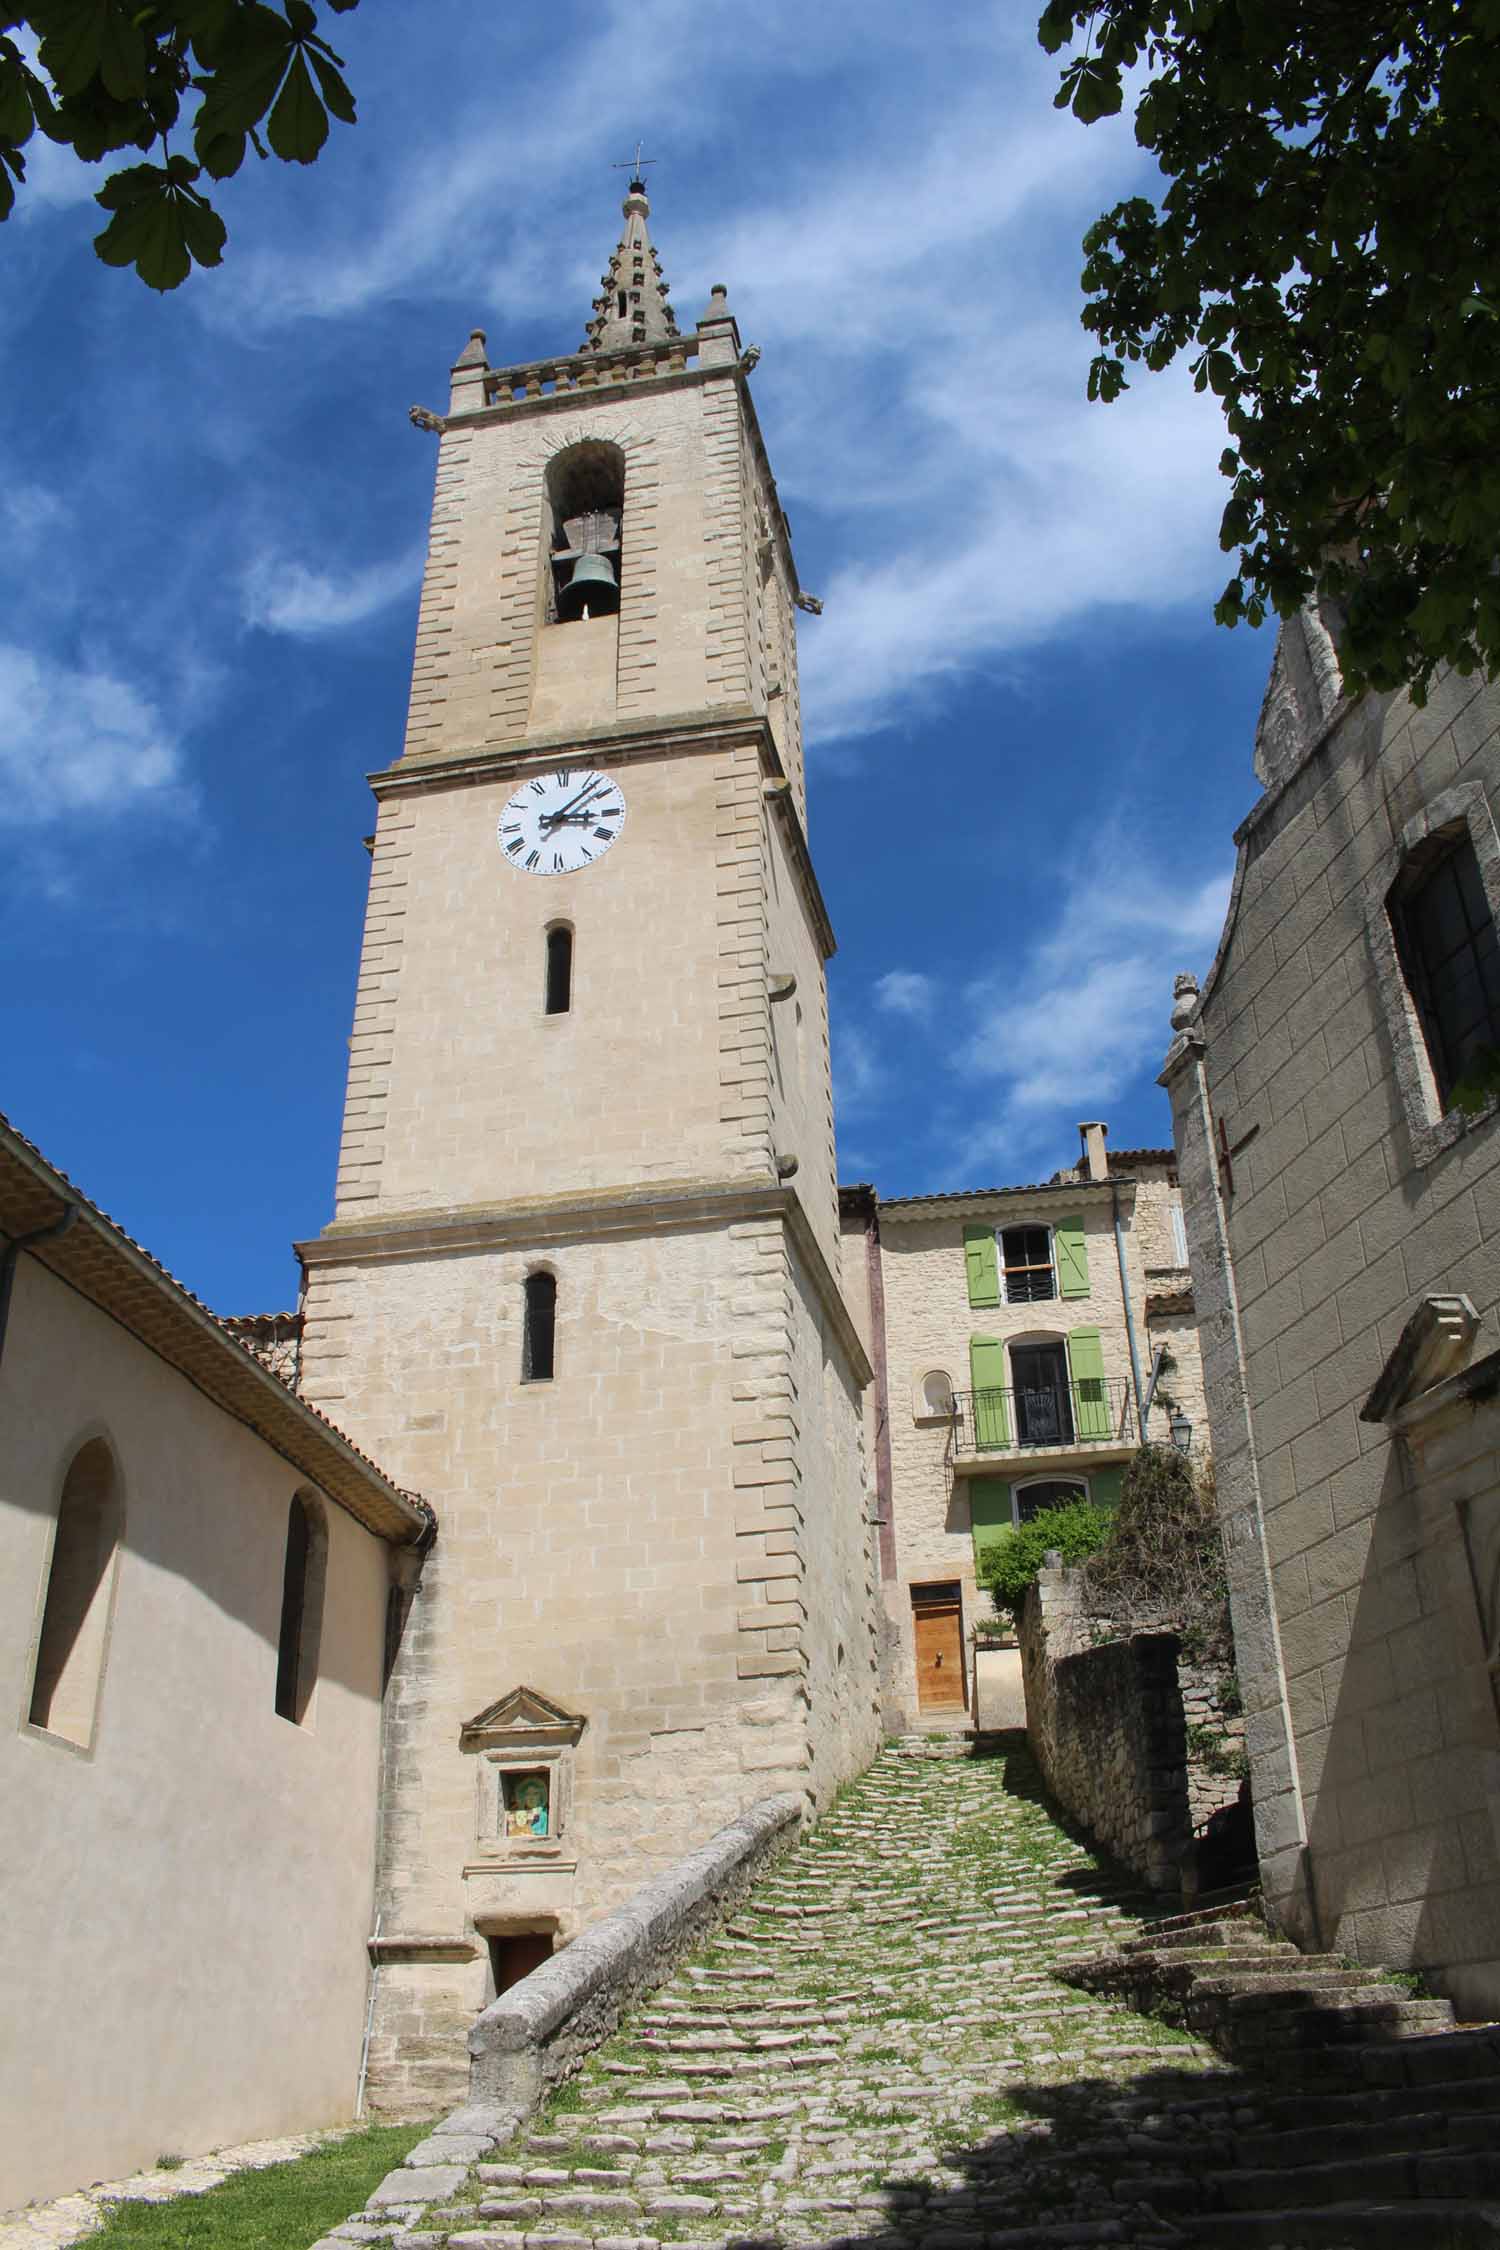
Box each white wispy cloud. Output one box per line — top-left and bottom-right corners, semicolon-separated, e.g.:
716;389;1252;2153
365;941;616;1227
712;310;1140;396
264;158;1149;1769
948;852;1231;1174
240;546;422;636
831;1020;888;1121
0;645;188;826
875;970;936;1021
833;835;1232;1187
213;0;763;333
182;0;1226;746
3;481;69;541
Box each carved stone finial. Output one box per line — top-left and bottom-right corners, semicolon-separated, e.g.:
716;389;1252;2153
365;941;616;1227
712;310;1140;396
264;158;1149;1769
583;180;678;355
1170;972;1200;1031
409;404;446;434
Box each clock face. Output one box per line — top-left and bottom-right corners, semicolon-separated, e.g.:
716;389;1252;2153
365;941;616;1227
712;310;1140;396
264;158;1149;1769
497;767;627;876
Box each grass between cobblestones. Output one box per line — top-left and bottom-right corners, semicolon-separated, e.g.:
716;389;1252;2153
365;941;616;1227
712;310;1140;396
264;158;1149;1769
85;2124;425;2250
408;1736;1235;2246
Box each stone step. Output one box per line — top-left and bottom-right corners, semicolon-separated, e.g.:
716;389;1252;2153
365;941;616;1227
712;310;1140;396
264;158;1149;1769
1189;2199;1500;2248
1244;2073;1500;2133
1236;2111;1497;2170
1331;2030;1500;2086
1205;1968;1401;2003
1238;1996;1457;2046
1131;1897;1262;1940
1119;1926;1286;1962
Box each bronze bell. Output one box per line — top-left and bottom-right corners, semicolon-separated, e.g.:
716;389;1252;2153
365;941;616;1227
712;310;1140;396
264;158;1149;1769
558;551;620;621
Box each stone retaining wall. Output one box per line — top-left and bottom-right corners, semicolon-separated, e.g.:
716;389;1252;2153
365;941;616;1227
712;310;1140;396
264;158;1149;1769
1180;1662;1247;1828
468;1792;802;2118
324;1793;804;2246
1020;1565;1246;1893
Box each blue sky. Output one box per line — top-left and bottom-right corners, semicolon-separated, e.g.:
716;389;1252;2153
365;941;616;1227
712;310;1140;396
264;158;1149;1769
1;0;1272;1315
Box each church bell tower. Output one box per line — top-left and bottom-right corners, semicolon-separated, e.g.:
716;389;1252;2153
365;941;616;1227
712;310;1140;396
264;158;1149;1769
297;178;882;2114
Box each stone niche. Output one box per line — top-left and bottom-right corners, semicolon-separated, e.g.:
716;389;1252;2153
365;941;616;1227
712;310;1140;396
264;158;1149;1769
459;1686;587;1939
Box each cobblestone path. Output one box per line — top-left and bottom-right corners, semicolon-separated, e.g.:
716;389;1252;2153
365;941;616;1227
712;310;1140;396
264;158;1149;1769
418;1737;1232;2250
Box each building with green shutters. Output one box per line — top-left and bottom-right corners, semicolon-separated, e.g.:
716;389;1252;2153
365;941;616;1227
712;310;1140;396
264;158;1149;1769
840;1121;1207;1732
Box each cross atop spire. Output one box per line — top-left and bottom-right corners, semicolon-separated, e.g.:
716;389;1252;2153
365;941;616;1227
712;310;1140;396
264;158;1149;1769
582;171;678;356
611;142;656;188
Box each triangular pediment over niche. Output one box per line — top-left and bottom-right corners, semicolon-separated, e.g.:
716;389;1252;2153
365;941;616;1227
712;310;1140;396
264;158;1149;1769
459;1684;587;1752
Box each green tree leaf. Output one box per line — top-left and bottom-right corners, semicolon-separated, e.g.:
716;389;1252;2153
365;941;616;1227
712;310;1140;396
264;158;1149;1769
197;125;246;178
1040;0;1500;698
97;0;146;102
0;142;23;219
265;45;326;161
305;41;354;125
93;158;225;288
32;0;110;98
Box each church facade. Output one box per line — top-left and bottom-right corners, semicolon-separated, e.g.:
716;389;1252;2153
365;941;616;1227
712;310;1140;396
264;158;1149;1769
294;180;884;2114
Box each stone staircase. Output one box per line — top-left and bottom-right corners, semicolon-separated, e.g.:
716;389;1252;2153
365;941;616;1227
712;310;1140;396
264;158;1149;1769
344;1736;1500;2250
1061;1900;1460;2065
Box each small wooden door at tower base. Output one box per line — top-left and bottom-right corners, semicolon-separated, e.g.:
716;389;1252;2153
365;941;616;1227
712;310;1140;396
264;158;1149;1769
913;1597;966;1711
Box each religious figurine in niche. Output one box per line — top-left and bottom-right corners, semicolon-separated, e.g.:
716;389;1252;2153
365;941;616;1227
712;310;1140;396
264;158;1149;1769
503;1772;550;1839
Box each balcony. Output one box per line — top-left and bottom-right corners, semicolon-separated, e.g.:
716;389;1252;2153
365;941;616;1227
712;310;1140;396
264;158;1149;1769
949;1378;1136;1471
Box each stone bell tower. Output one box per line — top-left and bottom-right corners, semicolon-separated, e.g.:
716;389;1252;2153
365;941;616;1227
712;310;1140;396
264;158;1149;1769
296;178;883;2114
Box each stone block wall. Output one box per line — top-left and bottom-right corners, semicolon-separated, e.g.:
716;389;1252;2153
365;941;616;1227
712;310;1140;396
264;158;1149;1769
1020;1566;1243;1890
1162;638;1500;2016
1180;1661;1247;1827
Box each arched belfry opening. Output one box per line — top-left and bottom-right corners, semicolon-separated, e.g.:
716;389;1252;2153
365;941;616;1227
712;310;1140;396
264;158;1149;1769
545;441;623;624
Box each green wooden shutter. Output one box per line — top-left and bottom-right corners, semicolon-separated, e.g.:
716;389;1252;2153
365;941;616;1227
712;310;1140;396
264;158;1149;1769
968;1476;1013;1575
969;1335;1010;1448
1089;1465;1124;1514
1067;1328;1111;1439
1055;1216;1089;1298
963;1225;1000;1308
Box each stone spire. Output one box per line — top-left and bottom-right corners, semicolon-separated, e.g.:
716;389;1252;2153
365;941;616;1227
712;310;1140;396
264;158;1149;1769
581;176;679;355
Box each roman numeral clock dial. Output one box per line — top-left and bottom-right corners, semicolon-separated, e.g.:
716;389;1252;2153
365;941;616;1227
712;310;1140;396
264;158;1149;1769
497;768;627;874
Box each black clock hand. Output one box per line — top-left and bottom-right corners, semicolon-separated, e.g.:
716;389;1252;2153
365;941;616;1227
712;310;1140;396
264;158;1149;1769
553;776;609;820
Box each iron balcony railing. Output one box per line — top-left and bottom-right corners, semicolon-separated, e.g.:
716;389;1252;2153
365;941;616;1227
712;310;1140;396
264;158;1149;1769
950;1377;1135;1456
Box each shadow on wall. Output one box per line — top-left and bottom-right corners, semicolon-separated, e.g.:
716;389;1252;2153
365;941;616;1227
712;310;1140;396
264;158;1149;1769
1302;1430;1500;2019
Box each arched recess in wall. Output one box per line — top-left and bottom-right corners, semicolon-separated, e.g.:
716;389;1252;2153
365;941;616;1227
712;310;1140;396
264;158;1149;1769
543;441;625;625
913;1368;955;1422
275;1489;329;1726
28;1434;124;1748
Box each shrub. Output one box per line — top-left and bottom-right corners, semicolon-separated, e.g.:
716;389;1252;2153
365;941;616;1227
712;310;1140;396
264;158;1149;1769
977;1501;1113;1623
1081;1445;1230;1665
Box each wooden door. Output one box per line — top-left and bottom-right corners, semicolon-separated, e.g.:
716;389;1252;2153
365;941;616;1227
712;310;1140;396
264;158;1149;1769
914;1601;965;1711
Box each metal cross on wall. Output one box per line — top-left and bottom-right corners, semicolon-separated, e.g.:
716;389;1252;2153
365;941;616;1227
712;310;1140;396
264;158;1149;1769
1216;1114;1260;1199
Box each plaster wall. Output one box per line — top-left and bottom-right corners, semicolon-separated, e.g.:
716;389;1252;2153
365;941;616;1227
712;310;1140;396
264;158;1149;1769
1164;653;1500;2014
0;1262;389;2211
